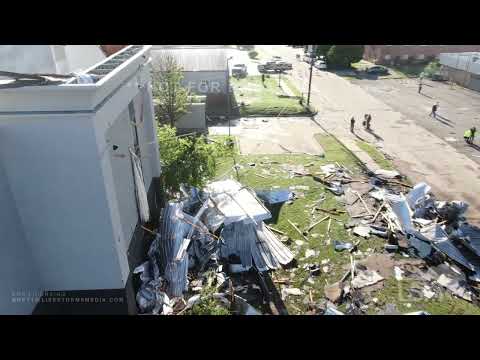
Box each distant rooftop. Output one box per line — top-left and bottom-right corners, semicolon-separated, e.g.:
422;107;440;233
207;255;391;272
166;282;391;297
151;48;227;72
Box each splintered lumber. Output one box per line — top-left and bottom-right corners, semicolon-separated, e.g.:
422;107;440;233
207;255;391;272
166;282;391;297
266;225;286;236
307;215;330;233
353;190;372;215
288;219;308;241
255;173;268;179
371;202;385;223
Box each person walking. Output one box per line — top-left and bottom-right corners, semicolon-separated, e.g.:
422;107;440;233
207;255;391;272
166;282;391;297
429;102;439;118
418;83;423;94
350;117;355;133
261;73;265;85
363;114;368;128
366;114;372;130
470;126;477;143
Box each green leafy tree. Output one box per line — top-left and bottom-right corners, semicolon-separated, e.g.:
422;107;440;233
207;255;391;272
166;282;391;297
157;125;233;194
422;59;441;78
327;45;365;69
152;54;189;127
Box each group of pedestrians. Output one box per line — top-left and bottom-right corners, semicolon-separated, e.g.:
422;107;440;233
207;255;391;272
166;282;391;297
350;114;372;133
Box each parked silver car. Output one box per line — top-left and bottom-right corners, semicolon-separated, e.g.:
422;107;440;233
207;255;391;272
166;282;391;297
232;64;247;77
314;60;327;70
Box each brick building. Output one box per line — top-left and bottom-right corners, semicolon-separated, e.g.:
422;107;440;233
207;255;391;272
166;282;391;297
364;45;480;65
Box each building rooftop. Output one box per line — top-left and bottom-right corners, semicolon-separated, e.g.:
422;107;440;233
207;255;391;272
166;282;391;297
151;48;227;72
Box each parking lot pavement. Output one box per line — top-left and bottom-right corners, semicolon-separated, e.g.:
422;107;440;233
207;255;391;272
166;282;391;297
350;77;480;165
208;117;325;155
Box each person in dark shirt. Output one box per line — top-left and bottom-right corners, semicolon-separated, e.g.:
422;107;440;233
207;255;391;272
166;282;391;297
350;117;355;132
470;126;477;143
429;103;439;118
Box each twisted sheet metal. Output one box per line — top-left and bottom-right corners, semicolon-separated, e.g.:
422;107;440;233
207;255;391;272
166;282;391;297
220;221;293;272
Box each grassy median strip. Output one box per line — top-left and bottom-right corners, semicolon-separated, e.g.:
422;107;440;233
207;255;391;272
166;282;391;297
355;140;395;170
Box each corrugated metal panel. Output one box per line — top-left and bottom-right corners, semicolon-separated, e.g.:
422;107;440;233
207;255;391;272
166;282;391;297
205;179;271;225
458;224;480;257
219;221;293;272
151;48;227;72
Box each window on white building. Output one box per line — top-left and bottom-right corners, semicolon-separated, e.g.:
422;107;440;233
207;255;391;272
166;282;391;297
384;54;391;60
401;54;409;60
417;54;425;60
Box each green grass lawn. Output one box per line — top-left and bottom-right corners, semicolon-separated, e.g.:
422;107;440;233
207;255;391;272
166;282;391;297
231;75;310;117
209;133;480;315
355;140;395;171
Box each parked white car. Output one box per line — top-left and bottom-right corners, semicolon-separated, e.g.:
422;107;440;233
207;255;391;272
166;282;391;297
314;60;327;70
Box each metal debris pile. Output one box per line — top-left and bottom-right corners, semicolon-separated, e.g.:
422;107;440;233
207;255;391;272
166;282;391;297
134;179;295;315
314;165;480;315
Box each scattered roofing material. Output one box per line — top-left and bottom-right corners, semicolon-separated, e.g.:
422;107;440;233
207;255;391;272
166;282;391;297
404;311;431;315
281;287;304;300
406;182;431;210
205;179;271;225
219;220;293;272
374;169;401;179
351;270;384;289
324;307;345;315
255;189;293;205
436;274;473;302
456;224;480;257
384;193;413;232
353;225;371;238
334;240;354;252
394;266;404;281
419;224;479;272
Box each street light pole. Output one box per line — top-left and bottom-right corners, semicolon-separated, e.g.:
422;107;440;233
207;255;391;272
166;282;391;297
227;56;233;137
307;54;314;106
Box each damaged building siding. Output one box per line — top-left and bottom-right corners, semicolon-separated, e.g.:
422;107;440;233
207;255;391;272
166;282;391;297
0;45;161;314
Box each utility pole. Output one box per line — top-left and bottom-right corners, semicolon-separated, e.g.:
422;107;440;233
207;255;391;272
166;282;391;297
226;56;233;137
307;54;314;106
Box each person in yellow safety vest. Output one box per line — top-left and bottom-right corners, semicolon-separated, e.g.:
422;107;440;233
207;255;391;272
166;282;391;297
464;127;476;144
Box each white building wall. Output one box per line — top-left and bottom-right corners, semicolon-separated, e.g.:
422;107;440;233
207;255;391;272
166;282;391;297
182;71;228;94
0;114;125;292
0;160;43;314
